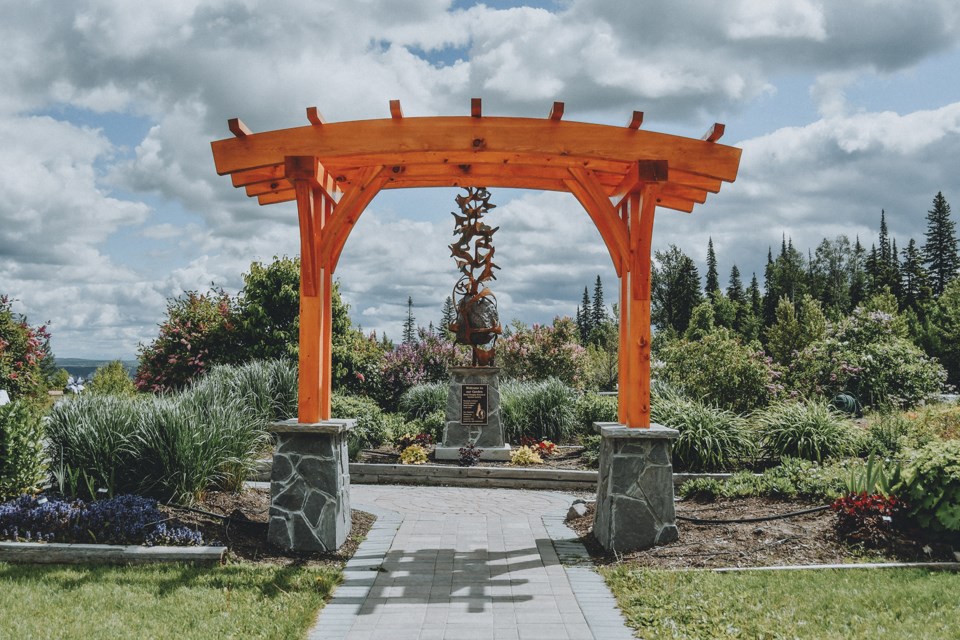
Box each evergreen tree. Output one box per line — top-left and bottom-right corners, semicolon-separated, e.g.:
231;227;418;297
402;296;416;344
763;237;807;326
748;273;763;320
762;247;777;325
849;236;868;309
441;296;456;333
651;245;703;334
578;286;592;342
591;275;607;330
923;191;959;296
705;237;720;295
812;235;851;315
900;239;932;312
726;265;744;304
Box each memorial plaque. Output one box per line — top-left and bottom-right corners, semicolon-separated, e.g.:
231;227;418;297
461;384;489;425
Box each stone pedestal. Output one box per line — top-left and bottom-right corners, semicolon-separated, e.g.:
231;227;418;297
435;367;511;461
593;422;679;553
267;418;353;552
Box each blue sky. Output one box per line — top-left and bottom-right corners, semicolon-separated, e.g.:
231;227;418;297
1;0;959;360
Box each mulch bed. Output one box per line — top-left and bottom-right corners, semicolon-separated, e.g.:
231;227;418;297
358;445;593;470
566;497;960;569
162;488;375;568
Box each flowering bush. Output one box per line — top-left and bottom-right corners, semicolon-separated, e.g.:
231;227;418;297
0;295;50;400
498;318;588;389
135;289;238;392
788;307;946;409
509;445;543;466
379;331;466;410
399;444;428;465
0;494;203;546
657;328;782;414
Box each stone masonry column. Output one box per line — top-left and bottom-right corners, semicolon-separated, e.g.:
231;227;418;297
267;418;354;552
593;422;679;553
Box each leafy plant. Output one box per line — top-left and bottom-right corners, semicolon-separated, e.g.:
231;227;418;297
580;434;602;468
395;431;433;451
87;360;137;397
842;453;900;497
754;400;859;463
832;493;903;548
0;295;51;401
574;393;618;434
500;378;577;442
398;382;448;421
519;437;556;457
0;401;46;500
509;445;543;466
498;318;588;389
458;443;482;467
894;440;960;532
651;385;755;471
399;444;428;465
332;393;391;458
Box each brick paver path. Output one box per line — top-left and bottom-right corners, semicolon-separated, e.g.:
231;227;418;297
309;485;633;640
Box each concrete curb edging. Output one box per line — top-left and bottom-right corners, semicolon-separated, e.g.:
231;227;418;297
713;562;960;573
0;541;227;565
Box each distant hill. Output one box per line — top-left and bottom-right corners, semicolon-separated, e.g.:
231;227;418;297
56;358;137;381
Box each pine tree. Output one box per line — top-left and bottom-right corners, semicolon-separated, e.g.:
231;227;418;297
727;265;744;304
748;273;763;319
705;237;719;295
812;235;851;314
440;296;456;332
651;245;703;334
900;238;932;311
923;191;959;296
578;286;592;342
591;275;607;329
402;296;416;344
849;236;868;308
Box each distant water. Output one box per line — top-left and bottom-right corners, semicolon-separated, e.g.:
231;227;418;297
56;358;137;381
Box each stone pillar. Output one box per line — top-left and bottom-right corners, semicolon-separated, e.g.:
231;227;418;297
435;367;511;461
593;422;679;552
267;418;353;552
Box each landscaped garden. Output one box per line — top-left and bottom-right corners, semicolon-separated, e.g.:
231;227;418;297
3;191;960;638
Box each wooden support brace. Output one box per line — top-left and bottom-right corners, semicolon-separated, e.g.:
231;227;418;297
549;101;565;120
390;100;403;120
471;98;482;118
702;123;725;143
306;106;326;126
228;118;252;137
627;111;644;130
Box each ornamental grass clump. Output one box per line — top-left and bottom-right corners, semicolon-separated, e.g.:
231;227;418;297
755;399;860;463
399;382;448;421
500;378;576;443
650;385;755;472
0;401;46;500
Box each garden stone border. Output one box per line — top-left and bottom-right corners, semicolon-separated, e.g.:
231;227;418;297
0;541;227;565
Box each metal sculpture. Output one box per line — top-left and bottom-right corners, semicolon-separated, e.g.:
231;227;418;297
448;187;502;366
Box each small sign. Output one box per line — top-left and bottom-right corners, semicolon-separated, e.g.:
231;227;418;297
461;384;488;425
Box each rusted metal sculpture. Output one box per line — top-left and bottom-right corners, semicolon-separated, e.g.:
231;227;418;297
448;187;502;366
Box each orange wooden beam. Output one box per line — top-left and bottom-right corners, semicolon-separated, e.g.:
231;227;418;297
627;111;644;130
565;167;630;276
548;101;565;121
306;106;326;126
471;98;482;118
390;99;403;120
320;165;388;271
702;123;725;143
228;117;252;137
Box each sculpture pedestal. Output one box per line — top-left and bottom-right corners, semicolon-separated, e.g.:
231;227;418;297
593;422;679;553
267;418;353;552
435;367;511;461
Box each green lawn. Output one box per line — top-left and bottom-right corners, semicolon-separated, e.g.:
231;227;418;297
603;565;960;639
0;562;341;640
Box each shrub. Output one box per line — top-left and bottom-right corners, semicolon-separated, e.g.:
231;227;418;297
519;437;556;457
399;444;428;465
87;360;137;397
754;400;860;463
509;445;543;466
399;382;448;421
650;385;755;472
394;432;433;450
198;359;298;424
379;332;465;410
895;440;960;532
581;434;602;468
498;318;588;389
0;401;46;500
574;393;618;434
788;306;946;409
678;477;725;501
862;411;932;457
678;458;856;503
332;393;391;457
832;492;902;548
407;410;447;444
657;329;782;413
0;295;50;400
500;378;576;443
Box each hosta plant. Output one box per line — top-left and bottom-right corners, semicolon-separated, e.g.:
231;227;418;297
894;440;960;532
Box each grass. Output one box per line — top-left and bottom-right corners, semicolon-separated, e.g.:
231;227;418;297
603;565;960;639
0;562;340;640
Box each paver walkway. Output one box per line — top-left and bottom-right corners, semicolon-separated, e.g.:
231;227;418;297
309;485;633;640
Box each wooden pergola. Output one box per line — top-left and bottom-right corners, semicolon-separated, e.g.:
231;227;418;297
210;99;741;428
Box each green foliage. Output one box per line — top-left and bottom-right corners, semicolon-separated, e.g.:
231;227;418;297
682;300;715;340
765;294;826;364
580;434;602;468
234;256;302;361
399;382;448;421
199;359;298;424
332;393;391;458
895;440;960;532
922;278;960;386
509;445;543;465
87;360;137;397
406;410;446;443
657;328;781;413
0;401;46;499
500;378;577;443
862;410;933;456
0;295;50;400
754;400;860;463
679;457;856;502
652;244;703;334
650;385;755;471
378;331;464;411
498;318;588;389
842;454;900;497
574;393;618;434
399;444;428;465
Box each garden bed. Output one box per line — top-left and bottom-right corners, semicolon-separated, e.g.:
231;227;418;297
567;497;960;569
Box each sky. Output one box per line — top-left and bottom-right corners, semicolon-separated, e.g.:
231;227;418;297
1;0;959;360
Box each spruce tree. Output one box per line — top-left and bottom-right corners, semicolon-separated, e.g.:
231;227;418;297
705;237;720;295
900;238;932;311
651;245;703;334
440;296;456;332
591;275;607;329
923;191;959;296
578;286;592;342
402;296;416;344
849;236;868;308
727;265;744;304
